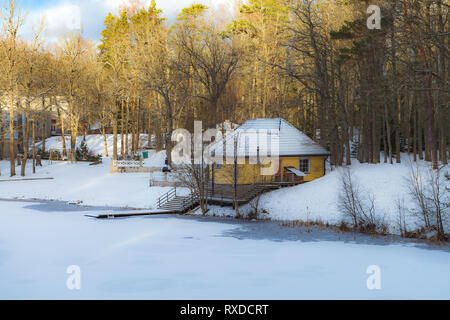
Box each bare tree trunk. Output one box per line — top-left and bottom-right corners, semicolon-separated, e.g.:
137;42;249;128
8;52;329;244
0;108;3;160
70;112;78;162
395;95;401;164
8;96;16;177
166;103;173;167
125;98;129;155
17;109;23;155
135;97;140;153
418;106;424;160
384;103;393;164
113;100;119;161
58;109;67;158
41;117;46;153
120;99;124;156
373;108;380;164
148;93;152;149
382;113;388;163
413;105;417;162
102;121;108;157
21;115;30;176
32;120;36;174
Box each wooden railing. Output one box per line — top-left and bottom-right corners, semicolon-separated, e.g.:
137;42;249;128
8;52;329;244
156;187;177;208
112;160;143;168
182;192;199;211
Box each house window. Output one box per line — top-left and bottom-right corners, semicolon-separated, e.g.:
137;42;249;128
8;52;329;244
299;159;310;174
215;163;222;169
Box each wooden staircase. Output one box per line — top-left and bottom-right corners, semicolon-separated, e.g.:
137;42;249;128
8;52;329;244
156;188;199;213
156;181;290;212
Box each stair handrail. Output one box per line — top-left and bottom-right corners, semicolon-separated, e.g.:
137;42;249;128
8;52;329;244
156;187;177;208
180;191;200;212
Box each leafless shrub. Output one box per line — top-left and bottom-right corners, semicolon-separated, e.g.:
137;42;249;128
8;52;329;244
175;162;209;214
248;193;265;220
426;165;449;241
406;162;449;241
395;197;408;237
338;167;387;234
406;162;432;228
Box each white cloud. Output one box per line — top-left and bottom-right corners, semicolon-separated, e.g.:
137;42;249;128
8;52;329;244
20;0;238;42
42;4;81;34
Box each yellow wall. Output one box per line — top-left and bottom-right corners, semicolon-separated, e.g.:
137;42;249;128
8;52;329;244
212;156;326;184
292;156;326;182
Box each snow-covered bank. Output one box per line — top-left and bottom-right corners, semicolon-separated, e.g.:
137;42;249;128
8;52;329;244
0;200;449;299
0;134;174;208
202;155;450;235
0;158;181;209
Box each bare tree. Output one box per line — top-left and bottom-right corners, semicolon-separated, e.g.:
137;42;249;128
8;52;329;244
338;167;386;233
338;167;361;229
406;162;432;228
174;9;241;127
19;21;46;176
131;17;189;166
174;137;209;214
426;165;449;240
56;33;95;161
0;0;25;176
395;197;408;237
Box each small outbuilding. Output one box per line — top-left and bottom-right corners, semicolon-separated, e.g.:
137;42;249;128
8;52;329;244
209;118;330;186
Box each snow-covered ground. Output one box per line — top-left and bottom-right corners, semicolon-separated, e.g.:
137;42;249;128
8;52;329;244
0;200;449;299
0;134;176;208
204;155;450;234
0;158;178;209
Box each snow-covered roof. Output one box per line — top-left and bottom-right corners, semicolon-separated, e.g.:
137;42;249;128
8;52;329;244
285;167;306;177
209;118;330;157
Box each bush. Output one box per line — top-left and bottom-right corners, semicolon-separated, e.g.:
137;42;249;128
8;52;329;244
76;141;89;160
86;153;102;163
338;167;387;235
75;141;102;163
37;149;50;160
48;149;62;160
407;163;449;241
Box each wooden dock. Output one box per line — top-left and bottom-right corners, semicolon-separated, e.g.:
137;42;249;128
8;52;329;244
85;210;182;219
0;177;54;182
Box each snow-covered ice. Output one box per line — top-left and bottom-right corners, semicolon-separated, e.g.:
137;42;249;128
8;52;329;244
0;200;448;299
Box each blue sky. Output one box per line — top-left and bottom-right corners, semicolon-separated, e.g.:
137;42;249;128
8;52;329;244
17;0;236;42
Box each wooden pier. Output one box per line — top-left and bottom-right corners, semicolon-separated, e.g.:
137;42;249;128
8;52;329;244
85;210;181;219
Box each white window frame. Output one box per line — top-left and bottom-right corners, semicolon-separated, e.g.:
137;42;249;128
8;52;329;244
299;158;310;174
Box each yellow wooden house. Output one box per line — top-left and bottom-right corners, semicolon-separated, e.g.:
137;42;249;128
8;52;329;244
209;118;330;186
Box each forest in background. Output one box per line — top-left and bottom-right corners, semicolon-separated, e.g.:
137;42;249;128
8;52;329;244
0;0;448;177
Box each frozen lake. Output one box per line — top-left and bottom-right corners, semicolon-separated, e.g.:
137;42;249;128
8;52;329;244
0;200;449;299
